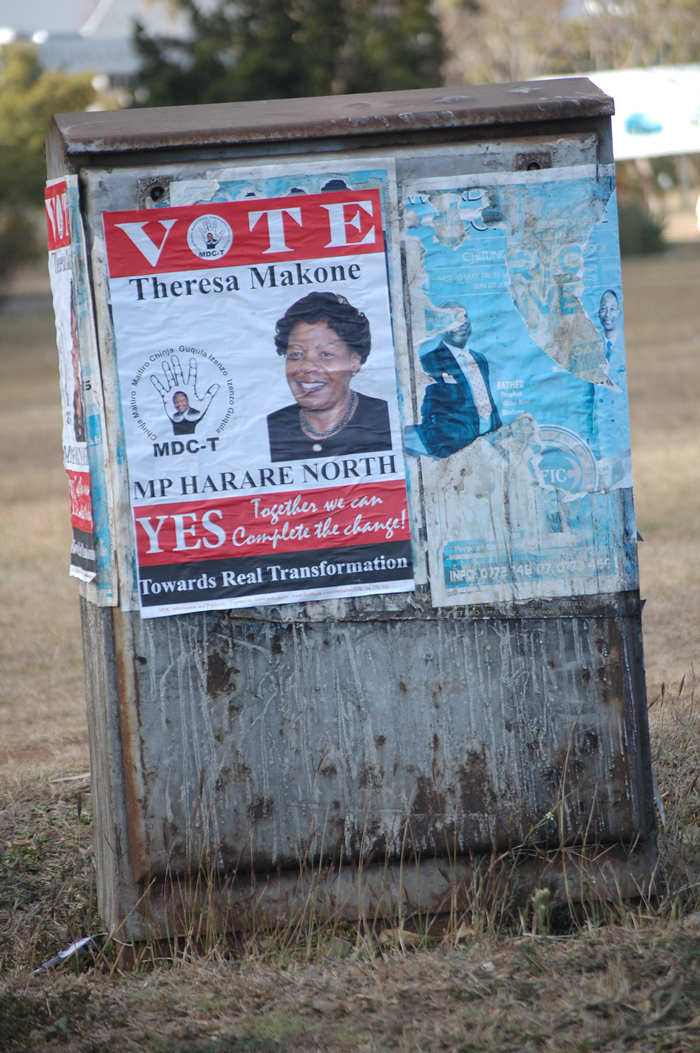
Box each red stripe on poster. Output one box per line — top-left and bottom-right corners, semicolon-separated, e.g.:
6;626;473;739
45;182;71;251
135;479;410;566
67;469;94;533
103;190;384;278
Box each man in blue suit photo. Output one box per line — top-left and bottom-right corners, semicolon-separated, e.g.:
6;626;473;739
405;301;501;459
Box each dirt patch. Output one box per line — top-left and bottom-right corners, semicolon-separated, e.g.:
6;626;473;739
2;919;700;1050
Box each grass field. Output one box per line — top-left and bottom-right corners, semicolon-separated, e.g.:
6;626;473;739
0;250;699;1051
624;246;700;693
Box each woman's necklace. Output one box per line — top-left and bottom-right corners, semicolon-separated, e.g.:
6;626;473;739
301;391;357;452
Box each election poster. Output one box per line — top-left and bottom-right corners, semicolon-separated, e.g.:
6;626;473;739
103;171;413;617
401;162;638;606
46;178;97;583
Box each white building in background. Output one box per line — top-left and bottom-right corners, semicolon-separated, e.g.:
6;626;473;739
0;0;191;87
548;65;700;162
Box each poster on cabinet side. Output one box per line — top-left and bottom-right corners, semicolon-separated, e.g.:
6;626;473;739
103;174;413;617
45;178;97;583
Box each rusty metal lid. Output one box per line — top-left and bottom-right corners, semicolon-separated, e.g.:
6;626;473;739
51;79;612;155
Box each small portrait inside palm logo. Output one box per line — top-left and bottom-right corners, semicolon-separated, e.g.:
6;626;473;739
150;355;220;435
172;391;190;414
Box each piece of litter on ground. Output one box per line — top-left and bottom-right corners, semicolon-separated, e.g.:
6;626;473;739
33;934;104;973
454;922;474;942
653;782;667;829
311;998;347;1015
480;960;495;972
378;928;422;948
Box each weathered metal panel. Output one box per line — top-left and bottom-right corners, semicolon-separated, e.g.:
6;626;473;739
109;594;653;883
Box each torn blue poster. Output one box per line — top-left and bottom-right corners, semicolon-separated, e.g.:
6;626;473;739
401;163;637;605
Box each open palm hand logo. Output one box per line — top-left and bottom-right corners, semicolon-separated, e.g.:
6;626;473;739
150;356;220;435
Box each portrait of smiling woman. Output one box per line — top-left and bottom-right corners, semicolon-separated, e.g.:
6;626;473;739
266;292;392;463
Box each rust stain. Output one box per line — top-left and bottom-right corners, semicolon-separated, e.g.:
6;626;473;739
99;601;653;895
608;752;636;835
248;796;274;822
359;763;384;789
457;748;497;815
579;728;600;754
402;775;449;849
206;649;239;698
112;612;150;884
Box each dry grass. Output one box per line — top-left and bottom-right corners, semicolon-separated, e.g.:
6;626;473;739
623;245;700;694
2;764;700;1051
0;274;88;776
650;675;700;891
1;807;700;1053
0;250;699;1050
0;777;95;975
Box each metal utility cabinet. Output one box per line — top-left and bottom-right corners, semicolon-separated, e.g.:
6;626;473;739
46;81;656;937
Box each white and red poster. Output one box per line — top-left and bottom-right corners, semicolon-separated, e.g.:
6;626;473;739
103;183;414;617
46;178;97;583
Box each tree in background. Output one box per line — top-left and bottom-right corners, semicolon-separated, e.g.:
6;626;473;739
0;44;94;284
440;0;581;84
134;0;444;106
441;0;700;86
439;0;700;254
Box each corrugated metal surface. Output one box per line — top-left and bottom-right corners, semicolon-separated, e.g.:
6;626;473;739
110;594;652;886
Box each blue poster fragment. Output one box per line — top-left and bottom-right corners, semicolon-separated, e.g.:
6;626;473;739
401;163;638;605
